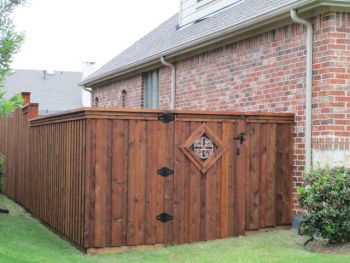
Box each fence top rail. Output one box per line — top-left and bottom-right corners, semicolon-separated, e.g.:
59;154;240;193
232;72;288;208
29;107;294;126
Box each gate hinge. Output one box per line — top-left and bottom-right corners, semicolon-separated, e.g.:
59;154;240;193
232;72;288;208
157;213;173;223
158;113;175;123
157;167;174;177
234;133;246;144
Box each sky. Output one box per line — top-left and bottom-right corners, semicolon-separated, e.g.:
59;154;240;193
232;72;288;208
11;0;179;72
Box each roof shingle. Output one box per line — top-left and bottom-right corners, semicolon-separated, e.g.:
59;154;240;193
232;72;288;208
4;69;82;114
83;0;315;86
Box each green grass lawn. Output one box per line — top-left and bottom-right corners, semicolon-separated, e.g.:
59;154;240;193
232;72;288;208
1;194;350;263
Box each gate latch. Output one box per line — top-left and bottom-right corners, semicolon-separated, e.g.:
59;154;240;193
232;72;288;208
234;133;246;144
158;113;175;123
157;213;173;223
157;167;174;177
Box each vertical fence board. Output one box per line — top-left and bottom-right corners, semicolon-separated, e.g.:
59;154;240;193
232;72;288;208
188;122;201;243
164;121;175;244
246;123;261;230
111;120;129;246
94;119;110;247
144;121;158;244
205;122;221;240
173;121;190;244
266;124;277;227
259;124;267;228
127;120;147;246
235;120;246;236
276;124;293;225
220;122;235;238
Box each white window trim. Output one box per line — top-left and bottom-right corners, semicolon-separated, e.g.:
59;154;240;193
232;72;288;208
196;0;217;9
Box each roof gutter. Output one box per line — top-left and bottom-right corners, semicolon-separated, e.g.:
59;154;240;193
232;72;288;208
290;10;313;173
161;56;176;110
81;0;317;87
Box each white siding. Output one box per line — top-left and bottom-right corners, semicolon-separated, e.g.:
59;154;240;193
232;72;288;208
179;0;243;27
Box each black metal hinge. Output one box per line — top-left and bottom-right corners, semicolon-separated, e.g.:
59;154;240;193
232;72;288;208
234;133;246;144
157;167;174;177
158;113;175;123
157;213;173;223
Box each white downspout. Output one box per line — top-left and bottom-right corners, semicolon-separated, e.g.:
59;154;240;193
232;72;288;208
290;10;313;172
82;86;93;106
82;62;97;107
161;56;176;110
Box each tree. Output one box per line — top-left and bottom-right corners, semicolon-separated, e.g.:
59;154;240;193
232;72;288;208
0;0;25;202
0;0;26;116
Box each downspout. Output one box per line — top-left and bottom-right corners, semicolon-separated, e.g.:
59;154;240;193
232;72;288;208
161;56;176;110
290;10;313;172
83;86;92;94
82;86;93;106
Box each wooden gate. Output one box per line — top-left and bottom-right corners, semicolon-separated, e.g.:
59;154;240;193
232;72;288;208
172;115;245;244
83;110;293;248
0;98;293;250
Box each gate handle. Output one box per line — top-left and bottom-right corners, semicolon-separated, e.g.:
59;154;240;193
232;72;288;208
234;133;246;144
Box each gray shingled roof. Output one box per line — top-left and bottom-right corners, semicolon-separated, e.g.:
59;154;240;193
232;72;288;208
4;69;83;115
83;0;316;86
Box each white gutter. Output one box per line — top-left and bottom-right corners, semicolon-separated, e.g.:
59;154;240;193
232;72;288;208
81;0;317;87
290;10;313;172
161;56;176;110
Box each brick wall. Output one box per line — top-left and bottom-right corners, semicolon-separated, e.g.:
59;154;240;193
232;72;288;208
92;12;350;214
93;74;143;108
313;12;350;148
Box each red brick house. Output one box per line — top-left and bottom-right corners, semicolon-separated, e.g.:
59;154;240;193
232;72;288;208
81;0;350;214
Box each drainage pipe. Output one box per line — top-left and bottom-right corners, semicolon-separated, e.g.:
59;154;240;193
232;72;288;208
290;10;313;172
82;86;92;94
161;56;176;110
82;86;93;107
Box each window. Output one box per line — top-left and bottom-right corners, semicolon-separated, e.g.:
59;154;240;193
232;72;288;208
122;90;127;108
143;70;159;109
94;97;99;107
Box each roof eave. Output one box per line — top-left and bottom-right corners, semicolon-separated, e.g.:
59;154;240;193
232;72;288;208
81;0;349;88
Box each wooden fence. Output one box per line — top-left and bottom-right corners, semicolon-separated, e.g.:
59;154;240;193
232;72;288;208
0;93;294;250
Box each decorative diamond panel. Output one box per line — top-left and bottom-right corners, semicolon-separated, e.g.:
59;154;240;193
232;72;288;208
180;124;228;173
192;135;217;160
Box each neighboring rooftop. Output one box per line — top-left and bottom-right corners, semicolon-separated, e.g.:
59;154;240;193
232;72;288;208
4;69;83;115
82;0;321;87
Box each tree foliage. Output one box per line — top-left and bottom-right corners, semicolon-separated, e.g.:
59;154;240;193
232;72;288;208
0;0;25;116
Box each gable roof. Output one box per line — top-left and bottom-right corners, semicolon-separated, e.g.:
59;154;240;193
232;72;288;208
4;69;83;115
82;0;318;87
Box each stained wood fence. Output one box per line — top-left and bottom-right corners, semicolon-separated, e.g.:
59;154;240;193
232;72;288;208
0;93;294;250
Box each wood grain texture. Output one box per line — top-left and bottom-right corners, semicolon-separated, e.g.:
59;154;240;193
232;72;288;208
111;120;129;246
0;105;294;250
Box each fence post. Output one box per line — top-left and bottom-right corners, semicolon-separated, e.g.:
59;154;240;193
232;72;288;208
28;104;39;119
21;92;31;105
22;103;39;119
